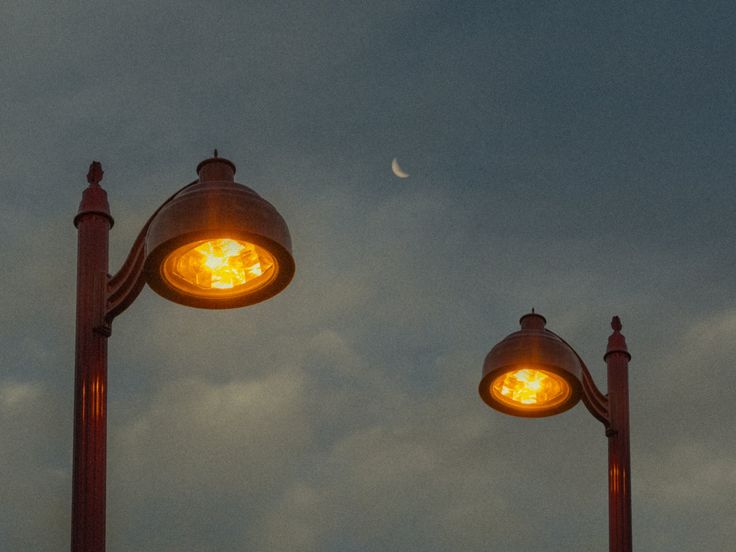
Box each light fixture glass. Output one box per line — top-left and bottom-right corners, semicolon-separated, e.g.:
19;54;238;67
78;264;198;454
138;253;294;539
162;238;276;298
490;368;571;411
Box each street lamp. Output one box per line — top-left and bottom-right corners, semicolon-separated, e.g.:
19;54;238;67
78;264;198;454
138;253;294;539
72;153;295;552
478;311;632;552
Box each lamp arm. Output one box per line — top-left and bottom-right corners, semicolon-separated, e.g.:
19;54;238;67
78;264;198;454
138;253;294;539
105;180;198;325
105;223;148;324
579;362;610;429
546;329;611;429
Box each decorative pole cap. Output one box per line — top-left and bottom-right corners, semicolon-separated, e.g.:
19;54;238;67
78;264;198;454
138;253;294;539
87;161;104;186
75;161;114;228
605;315;631;360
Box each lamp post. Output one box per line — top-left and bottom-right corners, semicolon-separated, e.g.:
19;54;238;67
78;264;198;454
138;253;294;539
478;311;632;552
72;154;295;552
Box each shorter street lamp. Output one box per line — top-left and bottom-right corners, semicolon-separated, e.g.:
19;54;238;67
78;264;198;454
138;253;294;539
72;153;295;552
479;311;632;552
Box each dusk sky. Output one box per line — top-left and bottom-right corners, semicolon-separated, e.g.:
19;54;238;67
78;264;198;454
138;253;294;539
2;2;736;551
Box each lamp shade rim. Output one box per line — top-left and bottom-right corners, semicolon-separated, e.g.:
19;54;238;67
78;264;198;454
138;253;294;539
478;363;581;417
144;228;294;309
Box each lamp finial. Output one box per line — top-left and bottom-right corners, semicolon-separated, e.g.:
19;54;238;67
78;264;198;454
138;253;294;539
605;315;630;360
87;161;104;187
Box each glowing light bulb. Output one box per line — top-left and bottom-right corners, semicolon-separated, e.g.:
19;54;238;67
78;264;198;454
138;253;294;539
491;368;570;410
162;238;276;298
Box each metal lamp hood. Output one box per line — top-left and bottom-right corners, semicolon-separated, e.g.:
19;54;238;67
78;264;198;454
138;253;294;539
143;155;295;308
479;312;584;417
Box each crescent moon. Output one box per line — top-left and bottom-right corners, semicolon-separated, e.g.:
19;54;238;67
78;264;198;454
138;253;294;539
391;158;410;178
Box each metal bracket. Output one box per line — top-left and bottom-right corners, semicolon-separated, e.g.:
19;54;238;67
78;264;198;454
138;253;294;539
92;271;113;336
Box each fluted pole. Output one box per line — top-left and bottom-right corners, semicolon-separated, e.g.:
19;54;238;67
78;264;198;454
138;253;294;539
71;162;113;552
605;316;632;552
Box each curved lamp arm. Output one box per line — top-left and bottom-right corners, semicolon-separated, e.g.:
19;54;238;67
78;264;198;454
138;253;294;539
580;358;610;429
104;180;198;327
547;328;611;430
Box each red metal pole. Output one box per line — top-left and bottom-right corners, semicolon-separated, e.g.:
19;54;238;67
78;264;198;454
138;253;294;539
604;316;632;552
72;162;113;552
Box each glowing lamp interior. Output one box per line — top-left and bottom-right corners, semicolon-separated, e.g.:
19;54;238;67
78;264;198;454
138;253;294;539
162;238;276;298
491;368;571;411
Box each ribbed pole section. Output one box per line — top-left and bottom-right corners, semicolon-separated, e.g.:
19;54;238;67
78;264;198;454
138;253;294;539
72;162;113;552
604;316;632;552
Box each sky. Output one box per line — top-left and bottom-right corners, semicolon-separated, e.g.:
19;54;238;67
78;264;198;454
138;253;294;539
1;1;735;550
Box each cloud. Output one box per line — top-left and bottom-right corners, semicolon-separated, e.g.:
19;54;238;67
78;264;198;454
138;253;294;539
111;369;312;490
106;368;311;551
0;381;68;551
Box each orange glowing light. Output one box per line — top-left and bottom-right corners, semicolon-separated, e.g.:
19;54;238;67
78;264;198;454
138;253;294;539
490;368;571;411
162;238;276;298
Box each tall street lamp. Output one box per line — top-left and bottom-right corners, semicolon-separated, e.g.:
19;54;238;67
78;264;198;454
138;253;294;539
478;311;632;552
72;153;295;552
